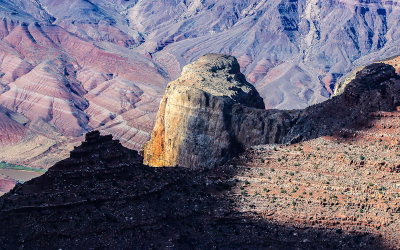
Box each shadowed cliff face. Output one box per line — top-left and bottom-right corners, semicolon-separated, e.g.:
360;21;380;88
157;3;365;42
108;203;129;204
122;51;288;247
143;54;400;168
0;131;390;249
283;62;400;143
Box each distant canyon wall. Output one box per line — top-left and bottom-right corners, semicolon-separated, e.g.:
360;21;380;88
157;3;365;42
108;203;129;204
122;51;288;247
0;0;400;164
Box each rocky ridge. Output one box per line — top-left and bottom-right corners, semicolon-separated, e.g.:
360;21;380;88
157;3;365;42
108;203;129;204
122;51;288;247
283;62;400;143
144;54;400;168
334;54;400;96
0;131;391;249
2;0;400;169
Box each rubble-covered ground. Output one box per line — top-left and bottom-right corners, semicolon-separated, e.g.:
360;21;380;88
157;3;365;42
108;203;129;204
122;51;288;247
230;109;400;248
0;128;396;249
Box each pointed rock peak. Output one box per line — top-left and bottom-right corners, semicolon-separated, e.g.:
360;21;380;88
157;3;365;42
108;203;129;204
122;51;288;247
49;131;140;171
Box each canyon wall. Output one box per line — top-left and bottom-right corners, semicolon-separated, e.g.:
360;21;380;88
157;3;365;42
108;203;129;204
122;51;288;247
1;0;400;167
144;54;400;168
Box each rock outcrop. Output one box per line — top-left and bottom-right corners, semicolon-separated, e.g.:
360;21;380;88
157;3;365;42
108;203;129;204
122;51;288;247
0;131;389;249
334;62;399;96
284;63;400;143
3;0;400;168
143;54;297;168
144;56;400;168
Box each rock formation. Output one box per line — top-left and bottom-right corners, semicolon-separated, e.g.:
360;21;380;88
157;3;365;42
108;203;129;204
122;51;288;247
143;54;295;168
3;0;400;167
334;55;400;96
144;55;400;168
283;63;400;143
0;14;165;159
0;131;389;249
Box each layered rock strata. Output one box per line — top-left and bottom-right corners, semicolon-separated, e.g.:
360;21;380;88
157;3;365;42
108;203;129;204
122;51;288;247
144;54;400;168
0;105;27;145
143;54;296;168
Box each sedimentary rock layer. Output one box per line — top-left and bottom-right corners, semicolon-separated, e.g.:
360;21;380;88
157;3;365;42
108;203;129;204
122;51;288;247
0;105;27;145
143;54;277;168
2;0;400;166
144;54;400;168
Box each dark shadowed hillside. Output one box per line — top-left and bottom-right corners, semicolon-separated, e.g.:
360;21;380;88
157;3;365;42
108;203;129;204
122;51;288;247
0;131;391;249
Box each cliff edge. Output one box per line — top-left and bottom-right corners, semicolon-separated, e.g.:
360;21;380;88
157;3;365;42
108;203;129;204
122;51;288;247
143;54;271;168
144;55;400;168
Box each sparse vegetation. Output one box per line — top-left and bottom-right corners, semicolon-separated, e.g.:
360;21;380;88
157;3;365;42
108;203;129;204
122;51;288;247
0;161;46;173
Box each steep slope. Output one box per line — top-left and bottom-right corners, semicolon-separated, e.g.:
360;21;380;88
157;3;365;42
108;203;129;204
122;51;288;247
0;131;390;249
0;105;27;145
128;0;400;108
144;54;400;168
2;0;400;168
231;108;400;248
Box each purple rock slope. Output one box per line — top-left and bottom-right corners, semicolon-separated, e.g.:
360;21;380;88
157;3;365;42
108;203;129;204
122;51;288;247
0;0;400;167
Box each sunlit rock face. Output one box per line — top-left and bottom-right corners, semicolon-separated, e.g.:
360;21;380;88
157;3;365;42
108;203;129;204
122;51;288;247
143;54;296;168
142;54;263;168
1;0;400;166
143;55;400;169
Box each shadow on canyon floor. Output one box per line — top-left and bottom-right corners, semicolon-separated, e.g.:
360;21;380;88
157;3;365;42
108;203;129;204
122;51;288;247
0;132;390;249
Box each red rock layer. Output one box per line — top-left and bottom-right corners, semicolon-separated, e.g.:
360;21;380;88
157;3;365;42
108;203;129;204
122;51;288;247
0;19;166;147
0;106;26;145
